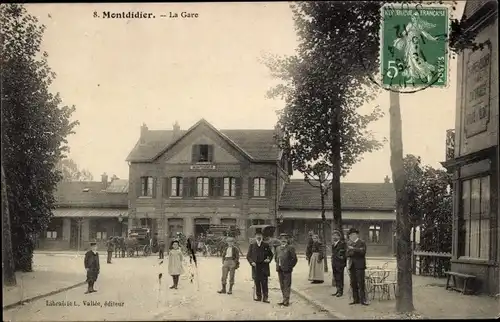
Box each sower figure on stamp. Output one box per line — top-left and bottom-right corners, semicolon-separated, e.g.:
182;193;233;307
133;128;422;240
275;233;297;307
84;240;100;294
331;229;347;297
347;228;369;305
246;231;273;303
217;237;240;295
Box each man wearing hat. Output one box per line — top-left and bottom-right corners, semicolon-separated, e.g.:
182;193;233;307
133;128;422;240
331;229;347;297
84;240;100;294
275;233;297;306
246;231;273;303
217;236;240;295
346;227;368;305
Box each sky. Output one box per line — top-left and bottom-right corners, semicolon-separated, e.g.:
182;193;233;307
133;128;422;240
26;2;466;183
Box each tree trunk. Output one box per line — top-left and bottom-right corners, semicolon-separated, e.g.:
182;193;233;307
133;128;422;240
2;163;17;286
331;106;343;232
389;90;414;313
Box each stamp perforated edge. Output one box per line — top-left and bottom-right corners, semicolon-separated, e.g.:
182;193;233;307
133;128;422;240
379;1;453;91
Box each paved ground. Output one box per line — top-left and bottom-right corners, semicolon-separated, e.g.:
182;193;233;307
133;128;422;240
3;254;332;321
292;259;500;319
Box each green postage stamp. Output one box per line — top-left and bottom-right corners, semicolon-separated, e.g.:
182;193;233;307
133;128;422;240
380;3;450;88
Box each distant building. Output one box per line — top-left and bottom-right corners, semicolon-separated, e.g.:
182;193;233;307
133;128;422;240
442;0;499;295
37;175;128;250
279;180;396;256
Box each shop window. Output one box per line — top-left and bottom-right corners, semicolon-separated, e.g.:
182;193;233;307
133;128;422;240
460;175;490;259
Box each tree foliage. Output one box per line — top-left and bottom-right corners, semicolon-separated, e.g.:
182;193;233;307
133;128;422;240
264;1;386;231
57;158;94;182
1;4;78;271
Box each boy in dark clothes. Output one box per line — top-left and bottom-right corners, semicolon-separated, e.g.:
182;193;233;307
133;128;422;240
84;241;100;294
158;239;165;259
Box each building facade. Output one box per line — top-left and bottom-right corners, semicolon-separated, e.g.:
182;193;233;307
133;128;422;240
279;179;396;256
442;0;499;295
126;119;291;241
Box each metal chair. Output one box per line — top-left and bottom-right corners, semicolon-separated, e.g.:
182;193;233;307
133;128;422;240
369;270;391;300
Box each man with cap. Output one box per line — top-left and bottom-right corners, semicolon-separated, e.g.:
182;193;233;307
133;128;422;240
275;233;297;306
246;231;273;303
84;240;100;294
331;229;347;297
346;227;368;305
217;236;240;295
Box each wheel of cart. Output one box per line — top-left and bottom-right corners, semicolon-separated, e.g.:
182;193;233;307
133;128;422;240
143;244;151;256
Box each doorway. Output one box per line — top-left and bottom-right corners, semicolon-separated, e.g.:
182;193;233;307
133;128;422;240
194;218;210;237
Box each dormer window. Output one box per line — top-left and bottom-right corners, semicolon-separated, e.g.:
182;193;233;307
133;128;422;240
192;144;214;163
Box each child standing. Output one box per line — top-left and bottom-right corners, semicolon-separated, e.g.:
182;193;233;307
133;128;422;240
168;240;184;289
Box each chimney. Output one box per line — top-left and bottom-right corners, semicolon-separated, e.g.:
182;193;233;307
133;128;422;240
173;121;180;138
140;123;148;143
101;172;108;190
384;175;391;183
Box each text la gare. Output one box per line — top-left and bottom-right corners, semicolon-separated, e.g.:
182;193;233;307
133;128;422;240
170;12;199;18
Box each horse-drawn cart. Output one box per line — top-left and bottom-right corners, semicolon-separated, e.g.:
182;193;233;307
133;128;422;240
202;224;242;257
126;227;152;257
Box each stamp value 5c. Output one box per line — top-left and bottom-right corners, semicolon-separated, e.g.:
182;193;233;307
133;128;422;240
380;3;449;89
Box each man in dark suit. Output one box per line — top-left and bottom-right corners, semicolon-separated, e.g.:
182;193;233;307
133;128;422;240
305;230;313;264
346;228;368;305
246;231;273;303
84;241;100;294
275;233;298;307
106;237;114;263
217;237;240;295
331;229;347;297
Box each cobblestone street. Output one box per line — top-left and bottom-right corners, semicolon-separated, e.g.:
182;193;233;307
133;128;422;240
3;254;333;321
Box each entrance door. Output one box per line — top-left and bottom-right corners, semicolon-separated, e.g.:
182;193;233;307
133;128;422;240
70;219;81;250
194;218;210;236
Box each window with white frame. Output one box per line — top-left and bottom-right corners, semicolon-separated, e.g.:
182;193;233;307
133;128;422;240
253;177;266;197
223;177;237;197
171;177;183;197
196;177;210;197
96;231;107;240
141;176;154;197
460;175;490;259
46;231;57;239
369;224;381;243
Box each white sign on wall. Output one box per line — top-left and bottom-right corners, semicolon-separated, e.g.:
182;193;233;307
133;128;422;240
464;43;492;138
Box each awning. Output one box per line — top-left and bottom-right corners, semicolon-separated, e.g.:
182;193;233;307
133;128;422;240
281;210;396;221
53;208;128;218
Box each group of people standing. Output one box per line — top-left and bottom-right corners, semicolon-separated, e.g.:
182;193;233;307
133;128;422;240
84;227;368;307
306;228;368;306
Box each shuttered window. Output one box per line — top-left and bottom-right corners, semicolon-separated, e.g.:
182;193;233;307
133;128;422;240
223;177;237;197
171;177;183;197
196;177;210;197
192;144;214;163
140;177;154;197
253;177;266;197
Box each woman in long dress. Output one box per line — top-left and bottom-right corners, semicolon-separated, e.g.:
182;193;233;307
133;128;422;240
308;234;325;284
168;240;184;289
